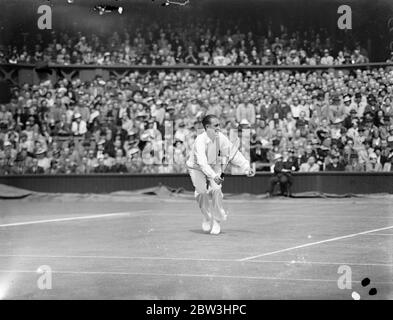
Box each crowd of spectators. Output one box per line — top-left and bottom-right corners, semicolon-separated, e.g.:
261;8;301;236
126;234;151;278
2;66;393;175
0;22;371;67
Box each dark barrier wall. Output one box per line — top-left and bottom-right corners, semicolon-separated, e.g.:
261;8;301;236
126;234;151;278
0;173;392;195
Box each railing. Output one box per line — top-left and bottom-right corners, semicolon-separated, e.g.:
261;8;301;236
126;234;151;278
1;62;393;86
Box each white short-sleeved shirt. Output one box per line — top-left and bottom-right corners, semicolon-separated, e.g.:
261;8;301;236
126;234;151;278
186;131;250;179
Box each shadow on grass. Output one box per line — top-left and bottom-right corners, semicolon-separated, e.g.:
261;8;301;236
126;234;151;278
189;229;254;235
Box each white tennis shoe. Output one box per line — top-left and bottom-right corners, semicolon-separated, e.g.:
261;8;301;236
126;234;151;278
202;217;211;232
210;219;221;235
202;211;212;232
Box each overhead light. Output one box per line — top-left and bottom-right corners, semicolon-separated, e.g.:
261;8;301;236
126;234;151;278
118;7;123;14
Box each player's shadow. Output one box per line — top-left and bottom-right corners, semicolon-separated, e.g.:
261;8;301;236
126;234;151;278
189;229;254;235
189;229;227;235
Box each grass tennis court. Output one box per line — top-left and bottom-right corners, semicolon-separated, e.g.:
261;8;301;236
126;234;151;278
0;193;392;299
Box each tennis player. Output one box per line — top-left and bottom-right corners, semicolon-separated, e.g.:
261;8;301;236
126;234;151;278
186;115;255;235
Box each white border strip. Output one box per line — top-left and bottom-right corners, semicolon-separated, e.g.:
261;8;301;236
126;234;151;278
0;269;392;284
239;224;393;261
0;254;391;268
0;212;136;228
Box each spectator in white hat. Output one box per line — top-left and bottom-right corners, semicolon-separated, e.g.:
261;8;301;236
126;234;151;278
342;94;353;115
35;148;50;172
71;112;87;136
321;49;334;65
366;153;383;172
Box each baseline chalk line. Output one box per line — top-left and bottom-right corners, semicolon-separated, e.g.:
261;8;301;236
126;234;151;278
239;224;393;261
0;269;392;284
0;211;149;228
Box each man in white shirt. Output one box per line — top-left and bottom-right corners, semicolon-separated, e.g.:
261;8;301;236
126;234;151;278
71;113;87;136
320;49;334;65
299;156;320;172
290;97;302;119
186;115;255;235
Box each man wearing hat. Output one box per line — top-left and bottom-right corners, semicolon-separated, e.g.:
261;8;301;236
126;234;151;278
145;119;162;142
268;153;292;197
366;153;383;172
13;145;33;174
250;139;269;172
325;154;345;171
364;94;379;116
186;114;255;235
1;141;16;174
151;100;165;126
331;118;343;143
35;148;50;172
126;147;143;173
94;157;110;173
321;49;334;65
86;149;98;171
327;94;345;123
71;112;87;136
342;94;353;115
350;92;366;117
26;158;45;174
165;104;176;121
174;120;190;143
343;108;359;129
382;152;393;171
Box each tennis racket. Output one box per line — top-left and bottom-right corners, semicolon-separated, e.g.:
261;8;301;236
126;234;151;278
220;137;241;180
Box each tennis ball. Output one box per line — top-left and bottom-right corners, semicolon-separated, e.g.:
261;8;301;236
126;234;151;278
352;291;361;300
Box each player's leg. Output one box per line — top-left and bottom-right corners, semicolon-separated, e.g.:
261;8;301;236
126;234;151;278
188;168;212;231
207;178;226;235
209;180;226;221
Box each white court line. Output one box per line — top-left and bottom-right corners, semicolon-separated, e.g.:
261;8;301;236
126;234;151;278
0;254;235;263
248;260;393;268
0;269;392;284
0;211;143;228
0;254;391;268
140;213;388;219
239;224;393;261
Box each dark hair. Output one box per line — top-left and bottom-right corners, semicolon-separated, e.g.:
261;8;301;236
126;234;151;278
202;114;218;129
